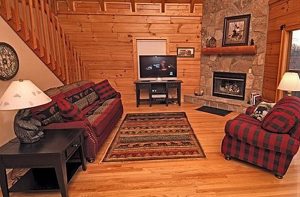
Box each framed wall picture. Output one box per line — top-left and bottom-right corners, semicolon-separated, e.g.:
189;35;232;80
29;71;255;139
177;47;195;58
222;14;251;46
0;42;19;80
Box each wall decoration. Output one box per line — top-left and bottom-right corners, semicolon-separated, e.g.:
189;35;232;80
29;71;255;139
206;37;217;48
222;14;251;46
0;42;19;80
177;47;195;58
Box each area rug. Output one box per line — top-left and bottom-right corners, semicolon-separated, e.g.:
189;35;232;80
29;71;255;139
103;112;205;162
196;106;232;116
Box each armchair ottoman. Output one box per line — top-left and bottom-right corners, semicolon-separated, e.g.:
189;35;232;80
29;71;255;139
221;96;300;178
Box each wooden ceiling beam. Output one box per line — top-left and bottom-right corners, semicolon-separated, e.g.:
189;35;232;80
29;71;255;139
190;0;195;13
98;0;105;11
49;0;57;15
53;0;204;14
161;0;165;13
130;0;136;12
60;0;204;4
66;0;74;11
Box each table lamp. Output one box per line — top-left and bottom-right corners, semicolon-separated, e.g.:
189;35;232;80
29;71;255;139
277;72;300;96
0;80;52;143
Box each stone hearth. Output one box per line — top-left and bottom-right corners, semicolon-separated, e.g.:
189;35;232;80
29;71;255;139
184;94;250;113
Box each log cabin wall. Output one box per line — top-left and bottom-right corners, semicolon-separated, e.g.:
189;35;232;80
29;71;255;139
263;0;300;102
55;1;203;103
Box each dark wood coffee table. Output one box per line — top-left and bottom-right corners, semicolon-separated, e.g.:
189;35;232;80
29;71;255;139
0;129;86;197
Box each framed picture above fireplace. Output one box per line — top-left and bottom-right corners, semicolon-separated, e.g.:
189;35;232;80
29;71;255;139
222;14;251;47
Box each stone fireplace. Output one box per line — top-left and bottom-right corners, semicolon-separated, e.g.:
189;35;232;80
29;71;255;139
184;0;268;112
213;72;246;101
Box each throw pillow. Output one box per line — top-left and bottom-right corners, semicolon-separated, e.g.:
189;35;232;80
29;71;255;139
251;102;275;121
30;100;63;126
261;105;297;134
57;98;84;121
92;79;117;101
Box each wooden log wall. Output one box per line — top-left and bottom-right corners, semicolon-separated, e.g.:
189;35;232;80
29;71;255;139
263;0;300;102
56;1;203;102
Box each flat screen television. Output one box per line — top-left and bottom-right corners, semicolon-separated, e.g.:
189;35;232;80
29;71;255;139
139;55;177;81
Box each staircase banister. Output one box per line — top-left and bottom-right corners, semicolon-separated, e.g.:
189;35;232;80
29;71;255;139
0;0;83;84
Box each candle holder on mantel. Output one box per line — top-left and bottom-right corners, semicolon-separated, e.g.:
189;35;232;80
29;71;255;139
206;37;217;48
194;88;204;96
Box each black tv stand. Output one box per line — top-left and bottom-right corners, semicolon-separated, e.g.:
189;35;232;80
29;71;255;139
134;80;182;107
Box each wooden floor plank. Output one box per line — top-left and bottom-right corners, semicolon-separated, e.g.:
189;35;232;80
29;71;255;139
3;102;300;197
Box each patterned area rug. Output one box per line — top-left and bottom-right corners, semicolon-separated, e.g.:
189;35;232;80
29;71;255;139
103;112;205;162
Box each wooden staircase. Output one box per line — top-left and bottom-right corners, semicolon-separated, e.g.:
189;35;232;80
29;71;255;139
0;0;85;84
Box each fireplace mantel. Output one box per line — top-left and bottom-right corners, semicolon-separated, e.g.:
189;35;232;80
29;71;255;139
202;45;257;55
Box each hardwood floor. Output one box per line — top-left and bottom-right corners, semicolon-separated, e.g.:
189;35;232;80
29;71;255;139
5;102;300;197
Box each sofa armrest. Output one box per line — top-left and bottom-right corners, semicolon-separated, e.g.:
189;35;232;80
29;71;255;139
245;105;256;115
44;120;92;138
225;118;300;155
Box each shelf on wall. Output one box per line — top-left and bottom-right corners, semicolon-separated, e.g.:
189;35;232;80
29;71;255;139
202;45;257;55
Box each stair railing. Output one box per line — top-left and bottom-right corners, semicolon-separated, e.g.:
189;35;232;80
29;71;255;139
0;0;86;84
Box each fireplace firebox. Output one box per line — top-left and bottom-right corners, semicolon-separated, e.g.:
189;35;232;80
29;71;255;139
213;72;246;100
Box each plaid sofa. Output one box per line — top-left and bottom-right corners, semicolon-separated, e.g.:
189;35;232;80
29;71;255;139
221;96;300;178
29;80;123;162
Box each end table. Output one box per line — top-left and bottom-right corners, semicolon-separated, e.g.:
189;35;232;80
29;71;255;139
0;129;86;197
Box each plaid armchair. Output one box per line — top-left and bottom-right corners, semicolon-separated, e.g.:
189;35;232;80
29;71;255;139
221;96;300;178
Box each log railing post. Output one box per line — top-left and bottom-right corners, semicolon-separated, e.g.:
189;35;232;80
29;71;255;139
41;2;47;60
58;26;66;81
54;17;62;76
62;33;70;84
21;0;30;41
34;0;45;57
13;0;21;31
28;0;38;49
1;0;11;20
40;0;51;64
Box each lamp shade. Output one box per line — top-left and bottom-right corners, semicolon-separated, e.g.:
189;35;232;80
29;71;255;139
0;80;51;110
277;72;300;92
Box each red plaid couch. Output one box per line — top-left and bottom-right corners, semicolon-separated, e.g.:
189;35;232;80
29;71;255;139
221;96;300;178
29;80;123;162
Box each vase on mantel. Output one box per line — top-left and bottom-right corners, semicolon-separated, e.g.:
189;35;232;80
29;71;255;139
194;88;204;96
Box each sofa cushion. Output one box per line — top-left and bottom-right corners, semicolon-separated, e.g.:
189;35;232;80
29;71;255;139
57;98;84;121
79;82;99;105
45;87;62;97
87;98;122;137
87;92;99;104
63;86;89;110
59;83;80;94
225;114;299;155
262;98;300;133
234;113;261;126
245;105;256;115
31;101;63;126
93;80;117;101
93;99;115;114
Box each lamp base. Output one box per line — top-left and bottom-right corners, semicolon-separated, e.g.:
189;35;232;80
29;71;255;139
14;109;44;144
